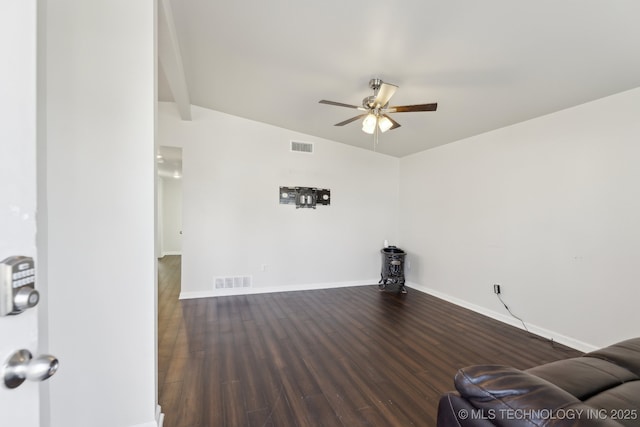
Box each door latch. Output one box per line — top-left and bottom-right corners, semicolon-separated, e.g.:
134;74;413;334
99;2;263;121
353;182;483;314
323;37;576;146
3;349;59;389
0;256;40;316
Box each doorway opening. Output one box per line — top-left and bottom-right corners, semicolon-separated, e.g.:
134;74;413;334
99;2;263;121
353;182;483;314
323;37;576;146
157;146;183;258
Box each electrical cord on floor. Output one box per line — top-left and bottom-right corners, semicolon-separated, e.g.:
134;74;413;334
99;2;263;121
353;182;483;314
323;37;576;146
497;293;529;332
496;293;578;354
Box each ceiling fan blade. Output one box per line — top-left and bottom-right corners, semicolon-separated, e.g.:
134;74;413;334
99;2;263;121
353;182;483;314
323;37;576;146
373;83;398;108
383;114;401;130
388;103;438;113
319;100;360;109
334;114;367;126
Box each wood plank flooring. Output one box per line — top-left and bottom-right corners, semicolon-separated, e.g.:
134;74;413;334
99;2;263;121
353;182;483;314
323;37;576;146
158;255;581;427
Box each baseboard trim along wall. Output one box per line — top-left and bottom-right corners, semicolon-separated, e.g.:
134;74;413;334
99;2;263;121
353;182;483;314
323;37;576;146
161;251;181;257
126;405;162;427
129;420;161;427
405;281;598;353
156;405;164;427
179;279;379;299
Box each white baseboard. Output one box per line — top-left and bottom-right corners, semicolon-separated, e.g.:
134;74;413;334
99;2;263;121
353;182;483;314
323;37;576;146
179;279;379;299
156;405;164;427
161;251;181;257
127;406;163;427
129;421;161;427
406;281;598;353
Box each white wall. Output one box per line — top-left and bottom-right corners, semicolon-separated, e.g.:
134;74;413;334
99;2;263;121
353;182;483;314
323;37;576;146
399;87;640;351
160;176;182;255
158;103;400;297
42;1;158;426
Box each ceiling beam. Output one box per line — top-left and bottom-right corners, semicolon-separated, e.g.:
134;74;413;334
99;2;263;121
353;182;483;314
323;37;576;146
158;0;191;120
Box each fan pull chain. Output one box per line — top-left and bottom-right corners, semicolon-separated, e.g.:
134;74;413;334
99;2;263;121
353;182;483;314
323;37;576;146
373;120;379;150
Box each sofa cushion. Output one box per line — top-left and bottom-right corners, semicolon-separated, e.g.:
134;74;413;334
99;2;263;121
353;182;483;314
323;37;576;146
455;365;622;426
586;338;640;378
527;357;639;400
584;381;640;427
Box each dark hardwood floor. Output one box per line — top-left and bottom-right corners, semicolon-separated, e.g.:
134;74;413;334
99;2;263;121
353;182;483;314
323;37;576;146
158;255;581;427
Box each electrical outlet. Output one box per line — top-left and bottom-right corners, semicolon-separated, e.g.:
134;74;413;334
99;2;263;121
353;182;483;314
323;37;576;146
493;284;501;294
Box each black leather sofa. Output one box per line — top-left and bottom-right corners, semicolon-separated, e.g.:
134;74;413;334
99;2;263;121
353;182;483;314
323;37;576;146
437;338;640;426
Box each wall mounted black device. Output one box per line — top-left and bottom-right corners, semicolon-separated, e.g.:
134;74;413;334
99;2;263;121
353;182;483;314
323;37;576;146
279;186;331;209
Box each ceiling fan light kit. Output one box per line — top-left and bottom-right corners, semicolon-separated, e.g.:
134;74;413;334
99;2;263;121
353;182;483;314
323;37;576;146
362;114;393;135
319;78;438;145
362;113;377;134
378;115;394;133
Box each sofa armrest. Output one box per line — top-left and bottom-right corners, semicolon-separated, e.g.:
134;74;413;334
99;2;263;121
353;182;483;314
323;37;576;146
454;365;623;426
437;393;497;427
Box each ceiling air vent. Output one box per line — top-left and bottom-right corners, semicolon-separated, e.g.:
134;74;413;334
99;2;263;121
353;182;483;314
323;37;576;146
290;141;313;154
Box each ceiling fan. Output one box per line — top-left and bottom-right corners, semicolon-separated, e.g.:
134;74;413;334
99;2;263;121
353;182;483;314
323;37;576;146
319;78;437;137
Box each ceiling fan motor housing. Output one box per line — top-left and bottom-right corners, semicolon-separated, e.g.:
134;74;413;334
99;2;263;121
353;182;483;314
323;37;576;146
369;78;383;92
364;78;385;110
363;95;376;109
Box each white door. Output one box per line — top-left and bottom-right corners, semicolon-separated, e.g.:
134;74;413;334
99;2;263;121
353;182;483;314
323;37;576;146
0;1;47;425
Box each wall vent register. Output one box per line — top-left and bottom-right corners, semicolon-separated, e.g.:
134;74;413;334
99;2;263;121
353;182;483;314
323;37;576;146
215;276;252;289
290;141;313;153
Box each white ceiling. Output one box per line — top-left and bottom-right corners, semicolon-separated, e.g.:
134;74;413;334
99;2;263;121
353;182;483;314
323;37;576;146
158;0;640;157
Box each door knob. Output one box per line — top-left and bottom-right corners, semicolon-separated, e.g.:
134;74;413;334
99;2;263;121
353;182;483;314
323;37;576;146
3;349;59;389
